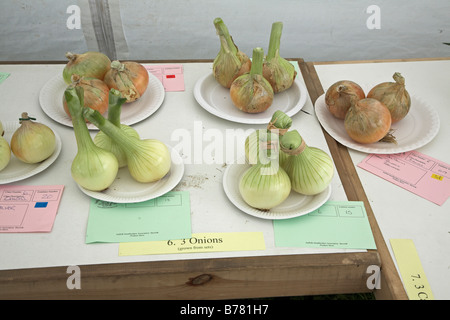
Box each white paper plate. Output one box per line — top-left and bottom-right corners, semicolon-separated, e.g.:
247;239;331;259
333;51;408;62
194;73;308;124
0;122;62;184
39;71;165;130
77;147;184;203
314;93;440;154
222;162;332;220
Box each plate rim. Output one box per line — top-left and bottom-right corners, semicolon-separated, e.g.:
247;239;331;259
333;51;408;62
314;93;440;154
39;71;165;130
222;161;332;220
0;127;62;184
77;146;185;203
194;73;308;124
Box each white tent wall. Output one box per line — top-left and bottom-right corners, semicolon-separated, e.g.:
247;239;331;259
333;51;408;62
0;0;449;62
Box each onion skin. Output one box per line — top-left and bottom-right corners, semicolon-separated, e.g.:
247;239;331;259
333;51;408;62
325;80;365;119
367;72;411;123
230;75;274;113
283;147;334;195
103;61;149;103
63;51;111;84
262;22;297;93
246;111;292;166
280;130;334;196
239;163;291;210
214;51;252;88
213;17;251;88
344;98;392;144
63;76;110;120
10;113;56;164
230;47;274;113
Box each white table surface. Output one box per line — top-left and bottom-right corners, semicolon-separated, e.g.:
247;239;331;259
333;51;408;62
0;62;362;272
315;59;450;300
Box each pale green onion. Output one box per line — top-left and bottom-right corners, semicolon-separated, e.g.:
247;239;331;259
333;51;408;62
239;161;291;210
93;89;139;167
245;129;280;165
280;130;334;195
65;86;119;191
83;108;171;183
240;133;291;210
245;110;292;166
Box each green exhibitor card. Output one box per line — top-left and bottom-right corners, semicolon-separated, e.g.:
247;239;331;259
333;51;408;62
0;72;10;85
273;201;376;250
85;191;191;243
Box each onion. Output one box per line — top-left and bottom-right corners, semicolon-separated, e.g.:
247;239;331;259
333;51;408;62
262;22;297;93
84;108;171;183
344;98;395;144
10;113;56;164
65;86;118;192
239;162;291;210
230;47;274;113
212;18;251;88
63;51;111;84
245;110;292;166
103;61;149;103
0;136;11;172
93;89;140;168
280;130;334;195
325;80;365;119
240;130;291;210
63;75;109;120
367;72;411;123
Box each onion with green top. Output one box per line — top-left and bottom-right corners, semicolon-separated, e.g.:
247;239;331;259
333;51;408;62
245;110;292;166
239;132;291;210
93;89;140;168
212;18;251;88
65;86;118;192
84;107;171;184
262;22;297;93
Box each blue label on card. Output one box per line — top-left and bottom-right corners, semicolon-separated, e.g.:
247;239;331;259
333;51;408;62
35;202;48;208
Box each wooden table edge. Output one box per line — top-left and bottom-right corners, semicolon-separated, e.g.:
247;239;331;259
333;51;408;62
0;251;380;300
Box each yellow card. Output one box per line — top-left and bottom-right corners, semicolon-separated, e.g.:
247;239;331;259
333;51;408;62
390;239;434;300
118;232;265;256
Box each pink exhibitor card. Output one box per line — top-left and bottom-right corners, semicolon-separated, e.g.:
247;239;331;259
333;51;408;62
358;151;450;205
0;185;64;232
145;64;185;91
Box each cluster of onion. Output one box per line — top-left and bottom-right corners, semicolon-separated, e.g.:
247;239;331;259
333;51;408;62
325;72;411;144
240;111;334;211
65;86;171;192
0;114;56;172
212;19;296;114
62;51;150;120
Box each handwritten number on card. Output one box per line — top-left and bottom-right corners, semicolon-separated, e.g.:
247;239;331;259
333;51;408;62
410;273;431;300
